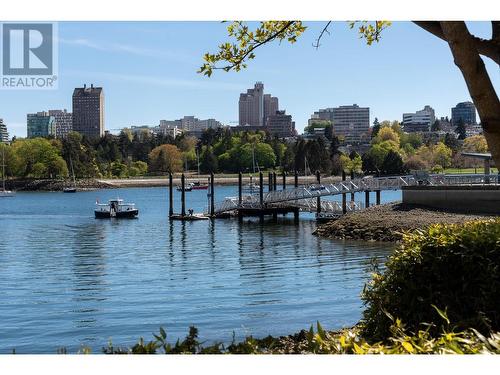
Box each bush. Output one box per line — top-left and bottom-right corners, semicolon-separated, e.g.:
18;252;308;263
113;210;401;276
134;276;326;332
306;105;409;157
361;219;500;341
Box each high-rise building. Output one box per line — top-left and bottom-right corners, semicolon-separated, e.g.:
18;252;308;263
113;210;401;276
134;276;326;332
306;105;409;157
48;109;73;139
72;84;104;138
310;105;369;143
402;105;435;132
451;101;476;126
264;94;279;122
266;110;296;138
0;119;9;143
27;111;56;138
239;82;264;127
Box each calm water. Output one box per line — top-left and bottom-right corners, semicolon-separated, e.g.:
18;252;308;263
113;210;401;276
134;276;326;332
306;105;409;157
0;185;400;353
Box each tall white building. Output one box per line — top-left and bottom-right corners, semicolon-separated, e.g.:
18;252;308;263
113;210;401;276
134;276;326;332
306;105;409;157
402;105;435;132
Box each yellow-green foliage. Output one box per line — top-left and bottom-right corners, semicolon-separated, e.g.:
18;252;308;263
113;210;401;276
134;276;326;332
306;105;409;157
362;219;500;341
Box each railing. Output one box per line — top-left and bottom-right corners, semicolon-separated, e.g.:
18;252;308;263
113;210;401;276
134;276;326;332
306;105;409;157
210;174;499;214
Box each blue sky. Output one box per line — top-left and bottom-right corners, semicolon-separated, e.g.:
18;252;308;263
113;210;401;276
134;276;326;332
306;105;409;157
1;21;498;137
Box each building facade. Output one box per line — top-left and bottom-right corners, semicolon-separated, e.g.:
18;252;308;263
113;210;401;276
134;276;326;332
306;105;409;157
402;105;435;132
158;116;222;138
27;112;56;138
0;119;9;143
48;109;73;139
239;82;264;127
451;101;476;126
265;110;295;138
308;105;369;143
72;84;105;139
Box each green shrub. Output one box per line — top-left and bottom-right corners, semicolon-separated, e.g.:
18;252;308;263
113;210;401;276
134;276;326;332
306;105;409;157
361;219;500;341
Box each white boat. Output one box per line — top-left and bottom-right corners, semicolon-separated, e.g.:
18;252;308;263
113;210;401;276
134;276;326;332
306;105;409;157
0;146;14;197
95;198;138;218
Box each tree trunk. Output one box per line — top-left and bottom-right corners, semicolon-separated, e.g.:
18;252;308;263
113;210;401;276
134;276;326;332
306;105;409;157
440;22;500;169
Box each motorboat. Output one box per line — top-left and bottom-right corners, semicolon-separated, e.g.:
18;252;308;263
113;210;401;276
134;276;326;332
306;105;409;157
176;183;193;192
95;198;138;218
191;181;209;190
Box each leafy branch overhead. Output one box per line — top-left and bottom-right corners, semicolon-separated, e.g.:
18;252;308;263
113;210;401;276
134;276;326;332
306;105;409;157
198;21;391;76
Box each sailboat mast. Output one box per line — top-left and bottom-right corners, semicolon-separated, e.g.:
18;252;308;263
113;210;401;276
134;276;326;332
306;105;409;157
70;154;76;185
197;148;200;177
2;146;5;192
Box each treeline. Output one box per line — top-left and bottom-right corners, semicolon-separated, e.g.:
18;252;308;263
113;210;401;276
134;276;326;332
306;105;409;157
0;123;490;180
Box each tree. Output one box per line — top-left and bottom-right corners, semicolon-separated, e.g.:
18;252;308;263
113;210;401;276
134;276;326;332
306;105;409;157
200;146;218;173
431;119;441;132
455;118;467;140
11;138;68;178
199;21;500;169
374;127;400;146
381;150;406;176
444;133;460;152
463;135;489;153
148;144;183;174
371;118;381;138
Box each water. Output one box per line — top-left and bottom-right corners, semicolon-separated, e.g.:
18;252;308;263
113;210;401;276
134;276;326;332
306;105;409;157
0;186;400;353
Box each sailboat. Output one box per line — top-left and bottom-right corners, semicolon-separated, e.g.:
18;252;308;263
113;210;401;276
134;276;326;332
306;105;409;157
0;145;15;197
242;145;260;193
191;149;208;190
63;155;77;193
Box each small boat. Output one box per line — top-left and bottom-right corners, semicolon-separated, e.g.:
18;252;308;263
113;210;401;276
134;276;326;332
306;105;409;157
191;181;208;190
242;182;260;194
177;183;193;192
63;155;77;193
95;198;138;218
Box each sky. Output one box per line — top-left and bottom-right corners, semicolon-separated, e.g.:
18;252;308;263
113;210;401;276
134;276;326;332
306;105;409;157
0;21;498;137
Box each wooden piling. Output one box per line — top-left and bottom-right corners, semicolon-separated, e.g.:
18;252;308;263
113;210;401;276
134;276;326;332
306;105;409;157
210;172;215;217
294;170;299;188
376;190;381;205
365;190;370;208
342;170;347;214
238;171;242;205
181;173;186;217
168;172;173;218
259;172;264;206
268;171;273;192
282;172;286;190
273;172;277;191
316;170;321;214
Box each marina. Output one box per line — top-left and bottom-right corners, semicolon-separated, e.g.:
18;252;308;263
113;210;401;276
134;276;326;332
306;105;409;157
0;186;398;353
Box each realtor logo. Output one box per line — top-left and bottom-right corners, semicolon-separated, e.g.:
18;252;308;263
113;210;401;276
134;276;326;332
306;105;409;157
1;23;58;89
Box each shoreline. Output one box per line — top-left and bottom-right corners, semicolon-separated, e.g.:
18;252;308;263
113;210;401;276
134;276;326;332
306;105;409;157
313;202;496;242
4;175;342;191
98;175;341;188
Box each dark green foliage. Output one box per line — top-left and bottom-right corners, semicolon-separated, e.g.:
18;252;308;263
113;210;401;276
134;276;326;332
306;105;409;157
380;150;406;175
361;152;378;175
444;132;460;152
455;119;467;140
362;219;500;341
371;118;381;138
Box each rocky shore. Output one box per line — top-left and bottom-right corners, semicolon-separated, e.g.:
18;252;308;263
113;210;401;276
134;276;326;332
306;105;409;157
5;178;115;192
313;203;495;242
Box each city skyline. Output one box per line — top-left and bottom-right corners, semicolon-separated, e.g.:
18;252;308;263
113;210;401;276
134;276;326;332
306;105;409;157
0;21;497;138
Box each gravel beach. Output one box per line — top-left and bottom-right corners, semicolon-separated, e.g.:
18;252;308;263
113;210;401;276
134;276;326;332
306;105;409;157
313;203;496;242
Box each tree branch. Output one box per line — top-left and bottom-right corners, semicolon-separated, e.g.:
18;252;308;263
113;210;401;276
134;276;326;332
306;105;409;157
216;21;297;72
313;21;332;48
413;21;500;65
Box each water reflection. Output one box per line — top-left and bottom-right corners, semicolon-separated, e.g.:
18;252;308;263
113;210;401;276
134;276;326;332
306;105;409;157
0;187;395;353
